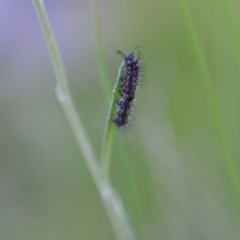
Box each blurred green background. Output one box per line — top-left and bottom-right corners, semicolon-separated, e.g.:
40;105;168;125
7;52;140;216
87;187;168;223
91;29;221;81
1;0;240;239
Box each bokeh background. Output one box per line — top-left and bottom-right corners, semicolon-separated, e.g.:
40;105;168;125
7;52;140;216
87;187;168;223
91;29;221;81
1;0;240;239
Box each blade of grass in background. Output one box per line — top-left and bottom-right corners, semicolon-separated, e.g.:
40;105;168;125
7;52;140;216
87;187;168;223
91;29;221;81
219;0;240;132
220;0;240;68
32;1;136;239
91;0;111;102
178;0;240;217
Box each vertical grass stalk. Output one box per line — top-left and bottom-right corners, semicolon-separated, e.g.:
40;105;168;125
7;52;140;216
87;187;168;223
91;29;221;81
179;0;240;215
220;0;240;67
91;0;111;102
32;0;98;180
117;135;145;240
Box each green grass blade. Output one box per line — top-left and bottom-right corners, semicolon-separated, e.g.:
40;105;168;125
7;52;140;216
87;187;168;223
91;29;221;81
91;0;111;102
100;60;125;181
220;0;240;67
117;135;145;240
178;0;240;215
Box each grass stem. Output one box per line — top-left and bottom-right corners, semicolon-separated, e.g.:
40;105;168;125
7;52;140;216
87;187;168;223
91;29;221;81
91;0;111;102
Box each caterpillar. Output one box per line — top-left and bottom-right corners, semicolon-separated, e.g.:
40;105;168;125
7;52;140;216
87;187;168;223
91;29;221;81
114;46;142;127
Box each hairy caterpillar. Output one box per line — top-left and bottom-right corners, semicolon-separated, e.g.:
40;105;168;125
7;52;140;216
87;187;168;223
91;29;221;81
114;46;142;127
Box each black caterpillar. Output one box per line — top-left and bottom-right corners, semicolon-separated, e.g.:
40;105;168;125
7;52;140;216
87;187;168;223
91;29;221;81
114;47;141;127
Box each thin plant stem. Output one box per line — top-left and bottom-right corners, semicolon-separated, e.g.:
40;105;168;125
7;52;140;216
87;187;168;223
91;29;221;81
32;0;98;180
178;0;240;215
220;0;240;67
32;1;136;239
91;0;111;102
100;61;125;181
220;0;240;146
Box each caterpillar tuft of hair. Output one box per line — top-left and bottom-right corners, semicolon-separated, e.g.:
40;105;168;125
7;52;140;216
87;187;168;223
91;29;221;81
114;46;142;127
